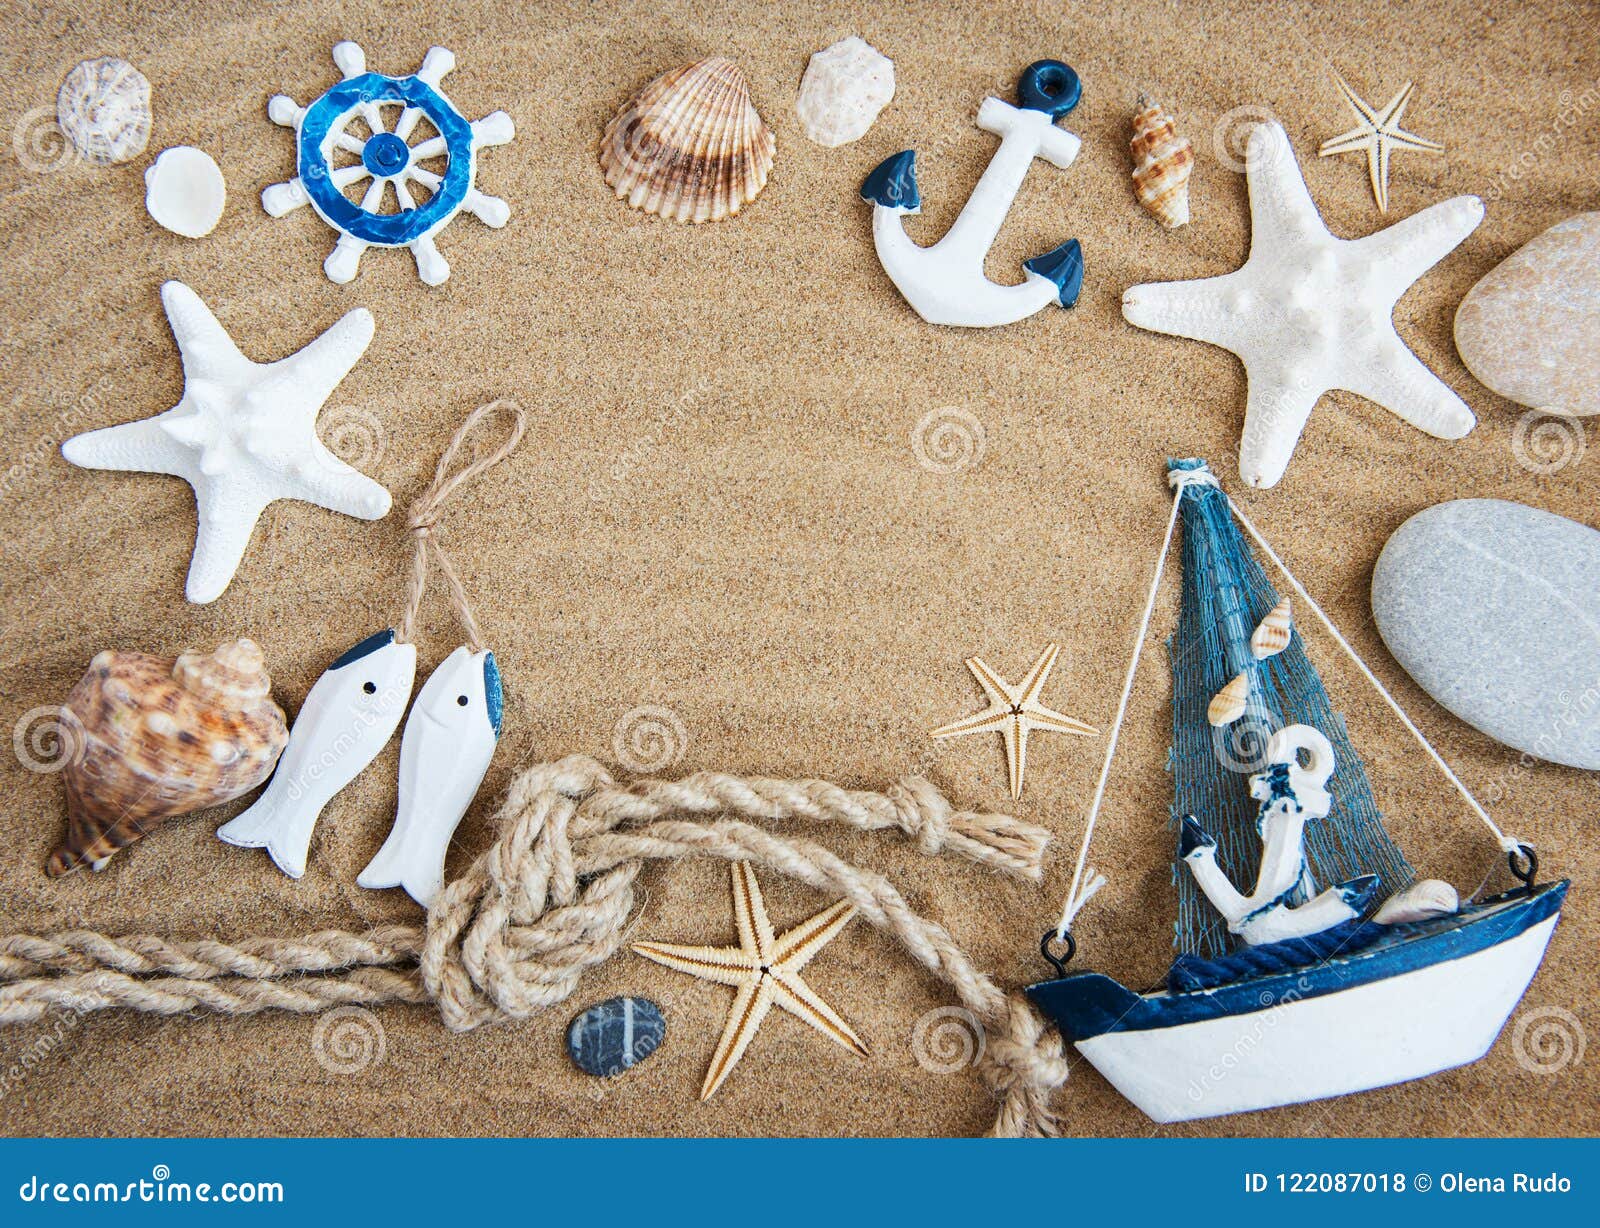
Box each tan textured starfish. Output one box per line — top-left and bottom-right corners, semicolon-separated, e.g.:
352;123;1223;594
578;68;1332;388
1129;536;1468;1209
632;861;866;1100
1318;73;1444;212
930;642;1098;800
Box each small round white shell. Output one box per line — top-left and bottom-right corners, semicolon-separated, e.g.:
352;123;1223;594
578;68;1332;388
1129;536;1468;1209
57;57;152;165
144;146;226;238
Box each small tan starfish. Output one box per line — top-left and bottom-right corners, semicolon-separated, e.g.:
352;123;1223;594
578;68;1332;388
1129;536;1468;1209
632;861;866;1100
929;642;1098;800
1318;73;1444;213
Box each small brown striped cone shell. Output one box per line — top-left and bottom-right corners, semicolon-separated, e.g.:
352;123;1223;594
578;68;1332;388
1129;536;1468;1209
48;639;288;877
1251;597;1294;660
1130;97;1193;229
1206;671;1250;727
599;56;775;223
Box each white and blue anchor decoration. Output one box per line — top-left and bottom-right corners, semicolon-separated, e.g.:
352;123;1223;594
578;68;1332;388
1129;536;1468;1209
262;41;514;285
358;644;504;908
218;629;418;876
860;60;1084;327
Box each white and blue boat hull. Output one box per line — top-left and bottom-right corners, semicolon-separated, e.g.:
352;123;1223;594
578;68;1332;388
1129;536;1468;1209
1028;882;1567;1123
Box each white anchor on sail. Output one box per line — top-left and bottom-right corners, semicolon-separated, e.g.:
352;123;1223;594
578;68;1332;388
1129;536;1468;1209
1180;724;1383;945
860;59;1085;328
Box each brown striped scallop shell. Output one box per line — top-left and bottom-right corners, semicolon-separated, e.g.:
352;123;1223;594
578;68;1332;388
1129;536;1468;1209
48;639;288;877
599;56;775;223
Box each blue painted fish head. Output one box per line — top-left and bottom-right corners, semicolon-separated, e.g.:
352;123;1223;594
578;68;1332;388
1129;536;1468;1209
325;628;418;712
413;645;502;740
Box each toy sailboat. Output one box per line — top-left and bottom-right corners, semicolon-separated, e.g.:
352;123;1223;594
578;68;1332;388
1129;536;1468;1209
1028;459;1568;1123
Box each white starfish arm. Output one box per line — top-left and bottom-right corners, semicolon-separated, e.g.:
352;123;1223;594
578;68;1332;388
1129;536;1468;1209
1237;371;1325;489
1245;124;1332;258
731;862;775;963
1354;195;1484;292
700;977;774;1100
1337;330;1476;439
264;309;376;418
160;281;252;382
1122;269;1254;351
285;443;392;520
186;484;273;604
1021;703;1098;737
963;656;1016;709
929;705;1009;739
1014;643;1058;707
773;900;856;970
632;940;758;989
769;970;868;1057
62;412;192;477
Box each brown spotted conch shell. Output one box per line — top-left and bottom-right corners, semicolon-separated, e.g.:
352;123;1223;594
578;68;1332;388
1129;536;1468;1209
1130;96;1193;229
599;56;775;223
1250;597;1293;660
1207;671;1250;727
48;639;288;877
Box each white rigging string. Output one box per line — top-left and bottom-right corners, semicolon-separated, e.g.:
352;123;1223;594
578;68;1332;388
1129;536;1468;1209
1053;468;1521;943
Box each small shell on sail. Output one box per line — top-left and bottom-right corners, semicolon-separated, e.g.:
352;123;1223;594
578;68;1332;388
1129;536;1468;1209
1207;671;1249;726
1251;597;1293;660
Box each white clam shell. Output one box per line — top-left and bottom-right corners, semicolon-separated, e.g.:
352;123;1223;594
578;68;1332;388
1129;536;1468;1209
145;146;227;238
57;57;151;165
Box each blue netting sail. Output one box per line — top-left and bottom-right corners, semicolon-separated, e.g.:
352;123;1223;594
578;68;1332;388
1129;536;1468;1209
1166;459;1414;958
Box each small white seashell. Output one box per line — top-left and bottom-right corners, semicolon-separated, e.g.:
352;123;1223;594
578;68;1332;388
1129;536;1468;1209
1250;597;1293;660
1207;671;1250;727
1373;878;1459;925
144;146;227;238
57;57;152;165
796;36;895;148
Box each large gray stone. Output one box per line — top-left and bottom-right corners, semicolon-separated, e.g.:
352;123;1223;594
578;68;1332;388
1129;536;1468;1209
1454;213;1600;417
1372;498;1600;768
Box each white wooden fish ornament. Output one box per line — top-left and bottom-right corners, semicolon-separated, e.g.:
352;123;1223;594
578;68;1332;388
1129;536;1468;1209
218;630;417;875
358;645;502;906
219;401;526;892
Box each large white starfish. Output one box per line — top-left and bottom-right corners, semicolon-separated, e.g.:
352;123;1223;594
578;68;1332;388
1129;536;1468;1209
62;281;392;603
1318;74;1444;213
1122;121;1481;489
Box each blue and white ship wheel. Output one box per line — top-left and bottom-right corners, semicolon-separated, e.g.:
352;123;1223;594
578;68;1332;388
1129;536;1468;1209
262;42;514;286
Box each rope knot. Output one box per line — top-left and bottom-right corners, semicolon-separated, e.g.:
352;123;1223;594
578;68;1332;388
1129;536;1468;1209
982;995;1071;1137
887;777;951;856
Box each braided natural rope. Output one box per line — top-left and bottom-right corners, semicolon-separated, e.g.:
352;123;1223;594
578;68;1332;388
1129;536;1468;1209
395;398;526;650
0;757;1070;1137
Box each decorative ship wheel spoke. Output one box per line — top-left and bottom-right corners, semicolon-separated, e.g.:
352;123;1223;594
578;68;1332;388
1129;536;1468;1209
262;42;514;286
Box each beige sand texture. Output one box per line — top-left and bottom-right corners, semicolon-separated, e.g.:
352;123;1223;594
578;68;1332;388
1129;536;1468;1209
0;0;1596;1137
